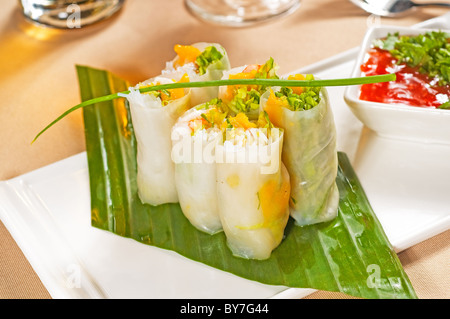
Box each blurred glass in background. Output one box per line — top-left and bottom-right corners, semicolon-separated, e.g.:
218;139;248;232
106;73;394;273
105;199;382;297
18;0;125;29
184;0;301;27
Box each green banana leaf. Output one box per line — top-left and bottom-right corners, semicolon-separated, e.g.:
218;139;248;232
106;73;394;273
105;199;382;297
78;65;417;299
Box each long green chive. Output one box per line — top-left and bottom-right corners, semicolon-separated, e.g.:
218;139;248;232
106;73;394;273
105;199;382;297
32;74;395;143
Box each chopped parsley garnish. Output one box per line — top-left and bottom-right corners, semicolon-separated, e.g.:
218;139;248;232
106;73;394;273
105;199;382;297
196;46;224;76
373;31;450;86
438;100;450;109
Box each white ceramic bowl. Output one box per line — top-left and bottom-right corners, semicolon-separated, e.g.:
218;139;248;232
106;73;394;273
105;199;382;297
344;25;450;145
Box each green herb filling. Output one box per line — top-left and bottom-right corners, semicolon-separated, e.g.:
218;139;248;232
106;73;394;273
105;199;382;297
196;46;224;76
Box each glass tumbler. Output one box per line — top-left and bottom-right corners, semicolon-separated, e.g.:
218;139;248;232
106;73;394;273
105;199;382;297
184;0;301;27
18;0;125;29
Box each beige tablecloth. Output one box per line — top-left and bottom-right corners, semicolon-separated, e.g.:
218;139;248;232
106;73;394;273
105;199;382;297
0;0;448;299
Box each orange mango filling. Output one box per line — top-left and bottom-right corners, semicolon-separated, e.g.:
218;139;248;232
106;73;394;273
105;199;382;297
287;74;306;95
140;73;190;105
264;90;288;128
238;176;290;234
173;45;202;68
164;73;190;102
227;112;257;130
258;177;290;232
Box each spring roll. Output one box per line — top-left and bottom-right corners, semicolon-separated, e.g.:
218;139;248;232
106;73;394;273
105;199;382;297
260;74;339;226
215;112;290;260
171;99;227;234
124;75;191;206
162;43;231;106
218;58;279;120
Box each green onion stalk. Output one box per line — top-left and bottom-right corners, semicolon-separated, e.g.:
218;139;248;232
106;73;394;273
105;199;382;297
32;74;395;143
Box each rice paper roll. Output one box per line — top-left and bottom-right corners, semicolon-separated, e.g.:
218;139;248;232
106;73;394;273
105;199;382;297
215;113;290;260
171;99;227;234
260;74;339;226
218;58;279;121
124;75;191;206
162;43;231;106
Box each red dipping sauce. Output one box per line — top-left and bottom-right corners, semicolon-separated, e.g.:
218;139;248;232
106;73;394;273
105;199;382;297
359;48;450;108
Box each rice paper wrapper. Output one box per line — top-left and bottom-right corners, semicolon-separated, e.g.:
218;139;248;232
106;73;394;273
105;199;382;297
215;129;290;260
260;88;339;226
125;77;192;206
171;107;223;235
162;42;231;106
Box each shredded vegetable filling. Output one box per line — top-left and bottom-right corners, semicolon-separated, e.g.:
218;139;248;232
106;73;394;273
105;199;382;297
223;58;279;114
173;44;224;76
139;74;189;106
